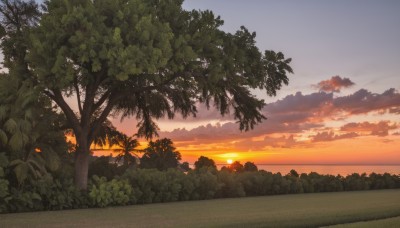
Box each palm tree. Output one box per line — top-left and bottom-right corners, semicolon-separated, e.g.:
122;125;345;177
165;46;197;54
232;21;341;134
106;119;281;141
92;119;119;150
113;133;141;167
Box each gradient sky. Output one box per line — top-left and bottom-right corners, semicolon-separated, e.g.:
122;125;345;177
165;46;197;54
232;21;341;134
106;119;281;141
104;1;400;165
107;1;400;165
27;1;398;165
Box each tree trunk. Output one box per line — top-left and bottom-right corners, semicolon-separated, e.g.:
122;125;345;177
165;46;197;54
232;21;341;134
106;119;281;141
75;137;90;190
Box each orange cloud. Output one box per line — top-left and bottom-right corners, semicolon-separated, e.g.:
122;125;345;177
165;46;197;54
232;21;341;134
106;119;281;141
340;121;398;136
314;75;355;93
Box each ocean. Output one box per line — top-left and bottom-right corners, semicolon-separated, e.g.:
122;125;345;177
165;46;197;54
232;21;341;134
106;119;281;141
216;164;400;176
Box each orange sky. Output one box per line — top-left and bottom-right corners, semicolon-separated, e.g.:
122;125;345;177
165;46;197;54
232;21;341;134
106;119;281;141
101;78;400;165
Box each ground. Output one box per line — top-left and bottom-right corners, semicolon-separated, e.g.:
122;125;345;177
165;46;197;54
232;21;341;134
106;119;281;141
1;189;399;227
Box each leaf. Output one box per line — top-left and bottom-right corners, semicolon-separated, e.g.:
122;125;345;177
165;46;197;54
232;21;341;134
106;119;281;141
32;192;42;201
43;149;60;172
9;131;24;151
0;129;8;145
28;157;47;175
0;153;8;168
4;118;18;134
0;106;7;121
13;162;29;185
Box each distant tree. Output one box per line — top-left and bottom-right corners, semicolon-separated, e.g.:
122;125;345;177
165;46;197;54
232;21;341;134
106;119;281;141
140;138;181;171
179;162;191;172
194;156;217;170
229;161;244;173
290;169;299;177
243;162;258;172
220;166;231;172
113;133;141;167
1;0;293;189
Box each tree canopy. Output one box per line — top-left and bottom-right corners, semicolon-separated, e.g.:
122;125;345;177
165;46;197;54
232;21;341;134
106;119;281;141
194;156;216;170
1;0;293;189
140;138;181;171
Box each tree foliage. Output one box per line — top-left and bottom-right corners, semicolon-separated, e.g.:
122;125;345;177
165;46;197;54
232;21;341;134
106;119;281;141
244;162;258;172
113;133;141;167
140;138;181;171
194;156;216;170
229;161;244;173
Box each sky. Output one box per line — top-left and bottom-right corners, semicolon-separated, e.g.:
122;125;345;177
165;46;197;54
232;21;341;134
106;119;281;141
108;0;400;165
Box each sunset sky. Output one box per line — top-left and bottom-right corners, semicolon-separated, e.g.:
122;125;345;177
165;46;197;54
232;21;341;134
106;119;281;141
106;1;400;165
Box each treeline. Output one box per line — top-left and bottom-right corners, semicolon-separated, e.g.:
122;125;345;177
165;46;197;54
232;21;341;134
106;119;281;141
1;153;399;213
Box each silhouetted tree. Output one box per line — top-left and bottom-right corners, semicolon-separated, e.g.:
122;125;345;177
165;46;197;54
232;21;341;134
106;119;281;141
113;133;141;167
243;162;258;172
179;162;191;172
229;161;244;173
140;138;181;171
92;119;119;149
194;156;217;170
290;169;299;177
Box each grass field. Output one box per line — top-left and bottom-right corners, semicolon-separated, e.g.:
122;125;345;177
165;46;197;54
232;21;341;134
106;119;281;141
329;216;400;228
1;189;400;227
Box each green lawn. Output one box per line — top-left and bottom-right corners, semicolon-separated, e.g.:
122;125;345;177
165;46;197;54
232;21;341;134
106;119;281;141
329;216;400;228
1;189;400;228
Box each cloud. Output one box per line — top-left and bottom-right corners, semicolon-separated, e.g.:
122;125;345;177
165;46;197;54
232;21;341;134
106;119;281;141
232;135;298;151
340;121;398;137
156;87;400;149
314;76;355;93
311;131;359;142
388;107;400;114
333;88;400;115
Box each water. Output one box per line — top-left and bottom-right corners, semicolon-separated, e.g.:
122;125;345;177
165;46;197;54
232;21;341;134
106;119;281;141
217;165;400;176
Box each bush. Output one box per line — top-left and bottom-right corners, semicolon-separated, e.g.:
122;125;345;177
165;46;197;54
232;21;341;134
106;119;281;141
2;163;400;213
123;168;184;204
0;153;10;213
216;170;245;198
88;175;133;208
188;168;221;200
5;175;87;213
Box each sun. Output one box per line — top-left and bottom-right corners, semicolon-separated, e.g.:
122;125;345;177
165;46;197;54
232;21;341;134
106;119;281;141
227;159;233;164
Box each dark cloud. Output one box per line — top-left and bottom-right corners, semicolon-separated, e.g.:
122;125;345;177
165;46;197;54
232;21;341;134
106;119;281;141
340;121;398;137
311;131;359;142
265;92;333;115
333;88;400;115
314;76;355;93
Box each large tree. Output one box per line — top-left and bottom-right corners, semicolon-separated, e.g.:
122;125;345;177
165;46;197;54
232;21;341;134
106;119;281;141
2;0;293;189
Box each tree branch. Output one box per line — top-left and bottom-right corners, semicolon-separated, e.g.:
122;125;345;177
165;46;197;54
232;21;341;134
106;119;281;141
88;93;120;143
73;75;83;115
92;90;111;112
132;72;182;93
46;88;82;137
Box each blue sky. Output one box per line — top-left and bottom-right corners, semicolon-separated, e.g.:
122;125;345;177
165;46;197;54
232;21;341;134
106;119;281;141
183;0;400;100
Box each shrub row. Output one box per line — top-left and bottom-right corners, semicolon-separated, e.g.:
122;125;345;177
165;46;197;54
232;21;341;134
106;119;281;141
1;167;399;213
